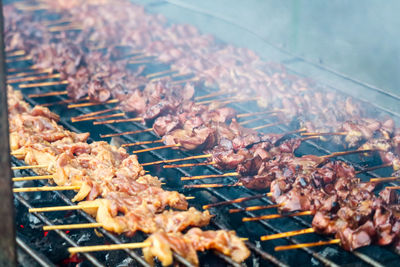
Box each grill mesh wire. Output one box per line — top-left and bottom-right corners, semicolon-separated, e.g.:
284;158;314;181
8;1;400;266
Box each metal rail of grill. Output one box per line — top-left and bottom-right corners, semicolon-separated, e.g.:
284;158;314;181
7;1;400;266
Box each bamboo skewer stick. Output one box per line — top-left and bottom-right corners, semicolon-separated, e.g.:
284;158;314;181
8;73;60;83
274;239;340;251
229;204;283;214
163;161;216;169
386;186;400;190
239;117;265;126
43;18;73;27
13;185;81;193
7;68;53;79
29;204;99;213
42;97;90;107
171;77;199;85
28;90;68;98
252;121;287;131
11;164;48;170
6;50;25;57
5;55;32;63
48;24;83;33
7;65;40;73
237;110;283;119
194;90;230;101
355;163;393;174
128;60;152;65
260;228;315;241
300;132;347;137
321;149;381;159
100;128;153;138
202;193;272;210
146;69;178;79
122;139;163;148
68;242;151;254
181;172;238;181
72;107;120;120
131;144;181;154
93;117;143;125
19;80;69;89
44;223;103;231
242;211;313;222
12;175;53;182
184;182;243;189
72;112;125;123
370;176;400;183
68;99;119;109
141;154;212;167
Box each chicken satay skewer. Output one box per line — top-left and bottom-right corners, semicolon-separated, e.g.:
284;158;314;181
13;185;81;192
67;99;119;109
242;211;313;222
12;175;53;182
5;50;25;57
5;55;32;63
141;154;212;166
100;128;153;138
93;117;143;125
71;107;120;120
229;204;283;214
7;68;53;79
163;161;216;168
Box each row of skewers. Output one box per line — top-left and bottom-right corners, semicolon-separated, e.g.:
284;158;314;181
5;0;400;259
8;85;251;266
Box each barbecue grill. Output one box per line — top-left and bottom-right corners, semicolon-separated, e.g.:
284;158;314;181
3;1;400;266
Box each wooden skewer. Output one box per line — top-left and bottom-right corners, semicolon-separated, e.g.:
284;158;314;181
171;77;199;85
220;97;258;105
321;149;380;159
121;139;163;148
184;182;243;189
242;211;313;222
239;117;265;126
128;54;154;61
299;136;321;142
11;164;48;170
10;151;24;156
7;65;40;73
6;50;25;57
72;112;125;123
300;132;347;137
100;128;153;138
229;204;283;214
146;69;177;79
19;80;69;89
8;73;60;84
13;185;80;193
68;99;119;109
72;107;120;120
252;121;286;131
128;60;152;65
5;55;32;63
68;242;150;254
44;223;103;231
48;24;83;32
274;239;340;251
131;144;181;154
261;227;315;241
370;176;400;183
237;110;283;119
93;117;143;125
194;90;229;101
163;161;216;169
43;18;73;27
12;175;53;182
141;154;212;167
386;186;400;190
29;204;99;213
203;193;272;210
28;90;67;98
355;163;393;174
7;68;53;79
181;172;238;181
42;97;90;108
